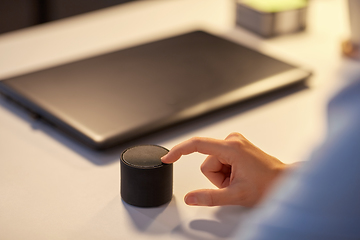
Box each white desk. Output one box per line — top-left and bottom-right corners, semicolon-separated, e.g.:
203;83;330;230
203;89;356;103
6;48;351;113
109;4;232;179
1;0;359;239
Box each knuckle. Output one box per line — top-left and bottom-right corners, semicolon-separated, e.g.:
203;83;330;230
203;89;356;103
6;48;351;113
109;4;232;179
200;162;209;174
226;138;245;151
205;191;216;206
200;162;206;173
226;132;245;140
225;132;249;151
190;136;202;145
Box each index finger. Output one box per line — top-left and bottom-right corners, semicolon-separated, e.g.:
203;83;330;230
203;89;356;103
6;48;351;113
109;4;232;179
161;137;229;164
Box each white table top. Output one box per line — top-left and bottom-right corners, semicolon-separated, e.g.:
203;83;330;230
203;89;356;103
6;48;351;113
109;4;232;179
1;0;360;239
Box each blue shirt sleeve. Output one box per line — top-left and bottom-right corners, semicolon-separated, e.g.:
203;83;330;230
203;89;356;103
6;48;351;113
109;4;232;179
236;79;360;240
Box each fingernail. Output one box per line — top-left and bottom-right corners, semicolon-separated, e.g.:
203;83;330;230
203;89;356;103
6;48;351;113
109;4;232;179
161;154;168;162
185;195;198;205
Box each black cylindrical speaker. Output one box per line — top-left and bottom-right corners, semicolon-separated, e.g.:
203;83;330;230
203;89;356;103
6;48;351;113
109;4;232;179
120;145;173;207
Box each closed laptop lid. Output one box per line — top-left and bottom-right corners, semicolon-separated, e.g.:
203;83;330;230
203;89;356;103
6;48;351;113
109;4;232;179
0;31;311;149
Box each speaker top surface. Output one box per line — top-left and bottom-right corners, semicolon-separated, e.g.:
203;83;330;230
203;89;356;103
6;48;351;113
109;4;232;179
121;145;169;168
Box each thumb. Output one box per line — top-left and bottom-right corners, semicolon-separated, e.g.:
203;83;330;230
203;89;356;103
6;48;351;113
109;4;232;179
184;188;236;206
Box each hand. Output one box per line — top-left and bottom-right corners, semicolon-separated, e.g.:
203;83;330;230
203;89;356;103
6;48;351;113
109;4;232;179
161;132;287;207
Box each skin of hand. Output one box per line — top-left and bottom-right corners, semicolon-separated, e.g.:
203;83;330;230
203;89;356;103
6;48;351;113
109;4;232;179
161;132;288;207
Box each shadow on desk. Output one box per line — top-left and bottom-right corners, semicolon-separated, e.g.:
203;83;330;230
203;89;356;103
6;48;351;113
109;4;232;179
123;195;250;239
79;195;249;239
0;80;309;166
173;206;250;239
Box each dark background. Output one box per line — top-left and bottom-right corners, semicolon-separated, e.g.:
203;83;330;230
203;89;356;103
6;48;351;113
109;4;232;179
0;0;134;35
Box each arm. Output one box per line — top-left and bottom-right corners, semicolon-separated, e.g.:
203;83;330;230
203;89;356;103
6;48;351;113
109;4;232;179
236;79;360;239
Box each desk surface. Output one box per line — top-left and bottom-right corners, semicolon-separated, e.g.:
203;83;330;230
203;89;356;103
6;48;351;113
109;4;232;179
1;0;360;239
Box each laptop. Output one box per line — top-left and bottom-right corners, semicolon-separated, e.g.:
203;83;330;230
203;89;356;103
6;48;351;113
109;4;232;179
0;31;311;149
